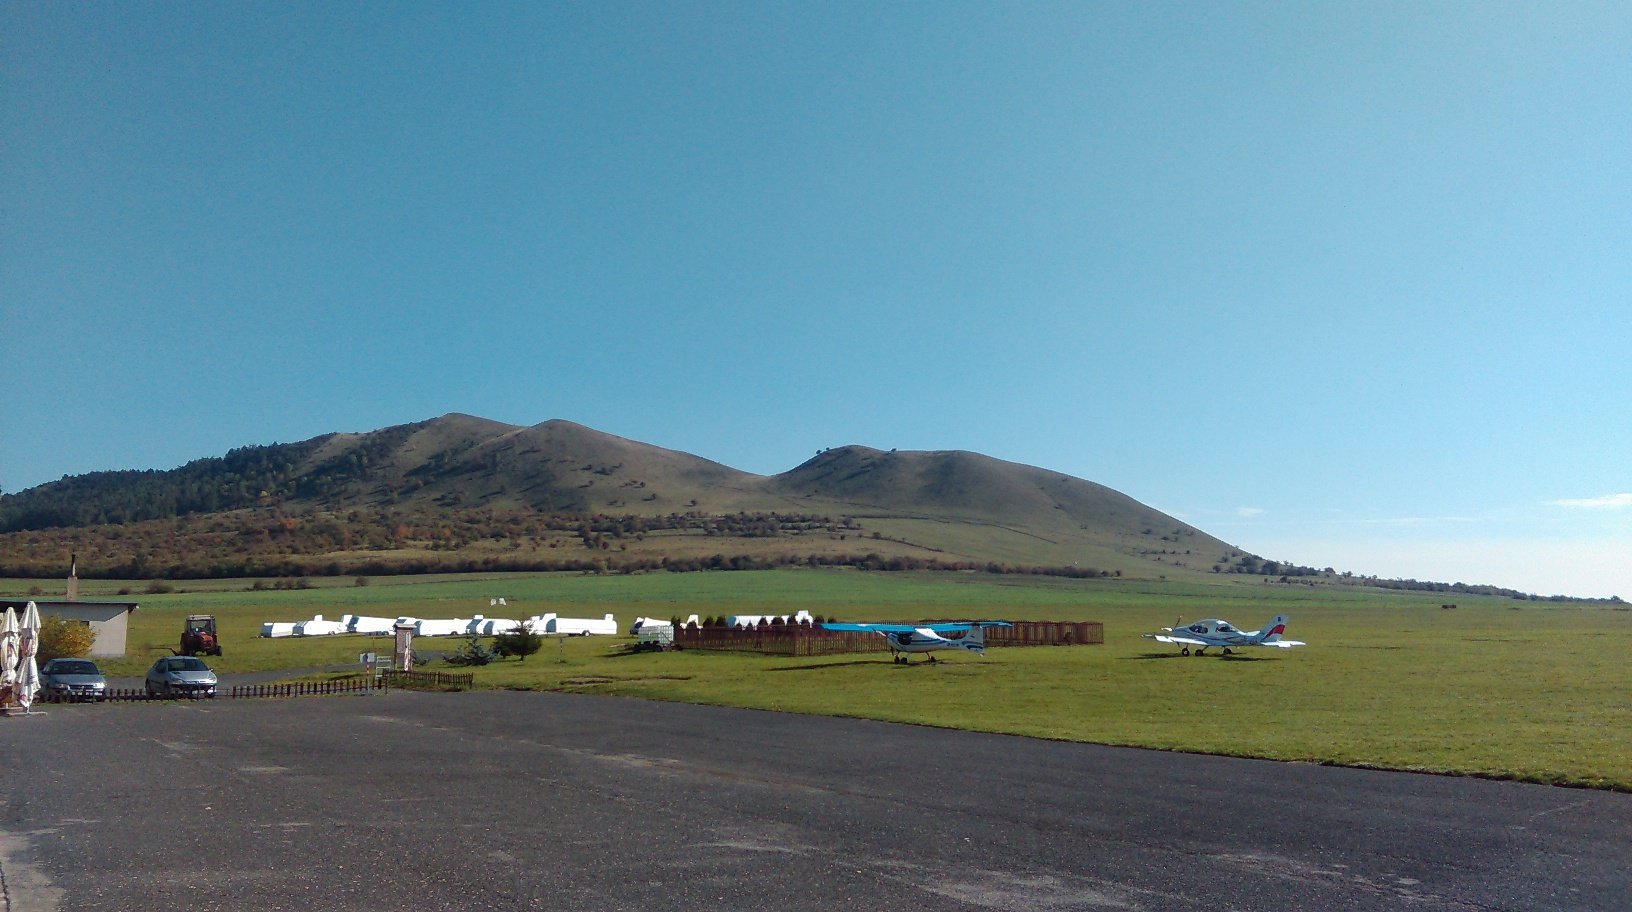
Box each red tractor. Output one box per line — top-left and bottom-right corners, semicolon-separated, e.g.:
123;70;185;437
180;615;222;657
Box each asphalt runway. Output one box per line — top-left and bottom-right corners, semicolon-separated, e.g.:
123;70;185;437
1;691;1627;911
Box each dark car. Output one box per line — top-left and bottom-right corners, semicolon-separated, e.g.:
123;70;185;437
145;655;218;698
41;658;108;702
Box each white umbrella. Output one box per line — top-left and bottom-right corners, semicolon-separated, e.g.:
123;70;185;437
15;601;41;713
1;606;18;707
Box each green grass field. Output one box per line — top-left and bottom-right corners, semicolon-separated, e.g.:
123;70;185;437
11;569;1630;790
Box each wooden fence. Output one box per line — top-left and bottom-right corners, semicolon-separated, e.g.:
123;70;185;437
672;620;1102;656
71;670;473;703
674;624;885;656
969;621;1103;647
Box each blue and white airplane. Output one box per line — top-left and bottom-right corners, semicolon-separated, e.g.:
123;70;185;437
821;621;1012;664
1142;615;1305;656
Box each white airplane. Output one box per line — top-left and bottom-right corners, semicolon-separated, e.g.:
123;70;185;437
1142;615;1305;656
820;621;1011;664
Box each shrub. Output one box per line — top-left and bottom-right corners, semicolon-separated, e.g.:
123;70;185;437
443;634;496;667
38;615;97;663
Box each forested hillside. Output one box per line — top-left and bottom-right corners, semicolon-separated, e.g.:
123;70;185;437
1;414;1263;583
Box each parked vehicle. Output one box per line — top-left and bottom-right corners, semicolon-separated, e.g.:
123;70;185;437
145;656;218;698
41;658;108;702
633;622;675;652
180;615;222;656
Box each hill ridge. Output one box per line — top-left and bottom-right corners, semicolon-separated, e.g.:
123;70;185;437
0;414;1247;581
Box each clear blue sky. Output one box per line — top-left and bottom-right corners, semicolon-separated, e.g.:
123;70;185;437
4;2;1628;598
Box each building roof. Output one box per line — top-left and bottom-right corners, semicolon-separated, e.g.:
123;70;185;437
0;599;138;613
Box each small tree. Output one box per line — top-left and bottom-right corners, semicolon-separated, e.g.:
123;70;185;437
38;616;97;663
443;633;497;667
492;619;544;662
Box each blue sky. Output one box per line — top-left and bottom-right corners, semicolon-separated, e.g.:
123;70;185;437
4;2;1628;598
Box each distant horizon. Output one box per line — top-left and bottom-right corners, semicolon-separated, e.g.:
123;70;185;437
2;410;1622;601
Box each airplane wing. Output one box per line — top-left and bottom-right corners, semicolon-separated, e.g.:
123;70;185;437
1255;640;1306;648
822;621;1012;633
925;621;1012;631
821;623;913;633
1145;634;1210;646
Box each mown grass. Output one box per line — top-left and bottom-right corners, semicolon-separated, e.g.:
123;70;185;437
9;569;1629;790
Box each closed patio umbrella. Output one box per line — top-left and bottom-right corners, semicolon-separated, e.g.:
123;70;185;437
0;606;17;707
15;601;41;714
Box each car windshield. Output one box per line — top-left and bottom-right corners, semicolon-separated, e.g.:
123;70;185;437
168;658;208;672
54;660;100;674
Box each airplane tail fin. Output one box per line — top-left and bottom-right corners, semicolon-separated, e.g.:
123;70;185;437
963;624;986;654
1254;615;1290;644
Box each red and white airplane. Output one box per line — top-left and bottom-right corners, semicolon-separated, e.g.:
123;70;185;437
1143;615;1304;656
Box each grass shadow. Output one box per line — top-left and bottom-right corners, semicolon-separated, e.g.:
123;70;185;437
1125;652;1271;661
766;659;890;671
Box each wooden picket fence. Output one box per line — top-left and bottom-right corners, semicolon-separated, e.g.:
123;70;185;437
966;620;1103;647
79;670;474;703
674;624;884;656
673;620;1102;656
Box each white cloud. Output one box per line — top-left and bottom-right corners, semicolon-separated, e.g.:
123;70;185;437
1236;507;1264;518
1549;493;1632;509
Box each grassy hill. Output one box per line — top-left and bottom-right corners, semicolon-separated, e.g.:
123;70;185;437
0;414;1269;582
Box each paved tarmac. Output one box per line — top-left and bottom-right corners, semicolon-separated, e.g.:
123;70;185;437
1;691;1627;911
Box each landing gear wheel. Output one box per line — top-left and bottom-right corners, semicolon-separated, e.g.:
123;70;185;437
1222;647;1232;656
1180;647;1190;656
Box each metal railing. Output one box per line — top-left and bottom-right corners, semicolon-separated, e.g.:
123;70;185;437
379;669;474;690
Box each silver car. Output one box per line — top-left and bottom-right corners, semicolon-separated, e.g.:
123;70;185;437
41;658;108;702
145;656;218;698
